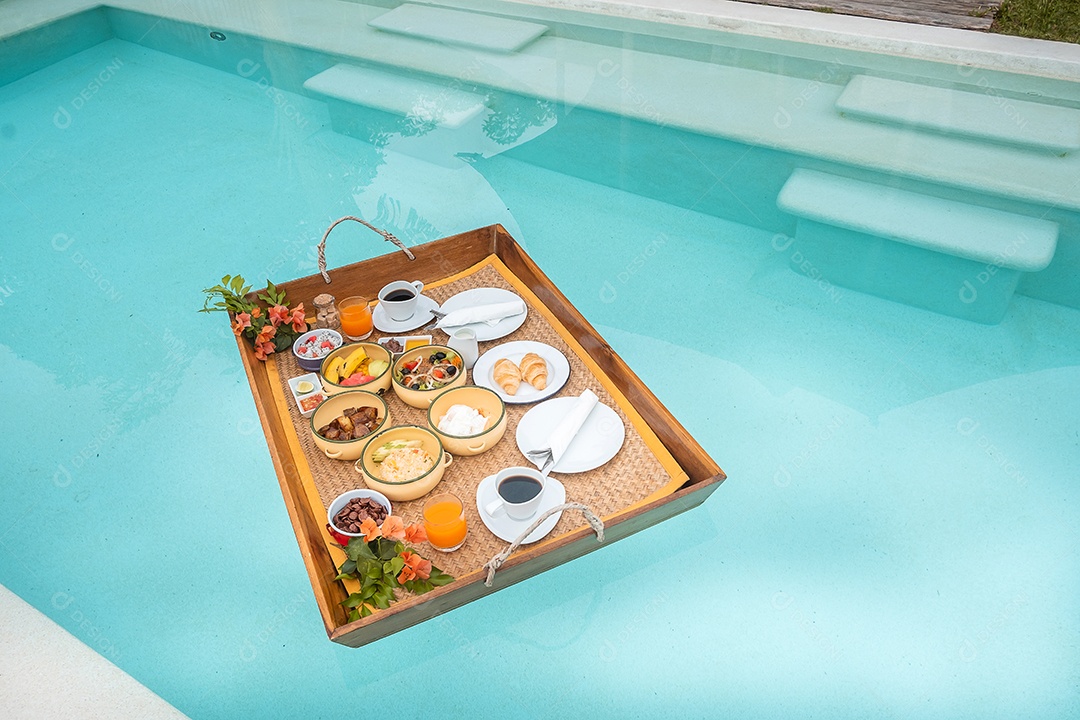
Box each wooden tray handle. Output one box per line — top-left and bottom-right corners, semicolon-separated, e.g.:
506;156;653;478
316;216;415;284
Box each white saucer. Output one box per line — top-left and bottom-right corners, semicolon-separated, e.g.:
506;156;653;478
516;397;625;473
475;473;566;544
473;341;571;404
437;287;527;341
373;295;440;333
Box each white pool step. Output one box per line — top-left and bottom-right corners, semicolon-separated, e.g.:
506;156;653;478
777;169;1059;323
303;63;486;130
368;4;547;54
836;75;1080;153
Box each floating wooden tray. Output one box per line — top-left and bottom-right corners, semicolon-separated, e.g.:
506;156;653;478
235;224;725;647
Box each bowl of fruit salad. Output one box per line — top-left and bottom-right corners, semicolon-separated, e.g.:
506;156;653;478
320;342;392;396
292;329;343;372
391;345;467;408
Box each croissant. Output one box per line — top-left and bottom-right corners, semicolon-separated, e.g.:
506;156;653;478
493;358;521;395
519;353;547;390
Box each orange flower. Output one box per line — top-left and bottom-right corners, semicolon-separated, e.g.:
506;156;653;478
251;306;262;318
269;305;289;327
254;341;275;361
380;516;406;542
255;324;277;345
359;517;380;542
231;312;252;336
290;303;307;333
399;551;431;583
404;523;427;545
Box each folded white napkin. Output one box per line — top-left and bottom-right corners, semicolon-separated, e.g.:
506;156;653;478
531;390;598;470
436;300;525;329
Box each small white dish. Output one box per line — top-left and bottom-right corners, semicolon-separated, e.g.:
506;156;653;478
473;341;570;404
437;287;527;341
288;372;327;417
475;473;566;544
373;294;440;333
516;396;625;473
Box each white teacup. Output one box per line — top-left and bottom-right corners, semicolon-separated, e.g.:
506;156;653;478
485;466;545;520
378;280;424;322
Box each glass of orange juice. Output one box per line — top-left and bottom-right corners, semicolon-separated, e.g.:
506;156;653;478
338;296;373;341
423;492;467;552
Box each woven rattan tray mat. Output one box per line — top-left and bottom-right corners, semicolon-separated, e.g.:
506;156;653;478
273;260;679;579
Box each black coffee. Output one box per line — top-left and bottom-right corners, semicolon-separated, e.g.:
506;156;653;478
498;475;542;504
383;290;415;302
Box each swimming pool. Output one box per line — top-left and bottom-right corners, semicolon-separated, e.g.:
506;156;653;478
2;0;1079;717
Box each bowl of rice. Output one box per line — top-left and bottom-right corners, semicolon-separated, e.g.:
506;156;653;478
355;425;452;501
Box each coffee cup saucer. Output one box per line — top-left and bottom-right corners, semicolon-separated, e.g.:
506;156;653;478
372;295;441;333
475;473;566;544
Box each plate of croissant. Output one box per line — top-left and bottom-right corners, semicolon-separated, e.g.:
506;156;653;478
473;341;571;404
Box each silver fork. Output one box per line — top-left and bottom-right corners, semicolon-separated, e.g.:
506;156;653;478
417;308;447;332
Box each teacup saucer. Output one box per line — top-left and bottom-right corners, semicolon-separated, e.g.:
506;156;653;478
372;295;441;333
475;474;566;544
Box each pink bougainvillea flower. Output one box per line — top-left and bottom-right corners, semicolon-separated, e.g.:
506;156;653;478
250;306;262;318
397;565;416;584
254;341;275;361
269;304;290;327
231;312;252;336
290;303;307;333
380;516;406;542
400;551;431;582
255;324;277;345
403;523;427;545
359;517;380;542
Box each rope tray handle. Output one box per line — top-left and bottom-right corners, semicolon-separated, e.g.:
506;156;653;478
316;216;415;284
482;502;605;587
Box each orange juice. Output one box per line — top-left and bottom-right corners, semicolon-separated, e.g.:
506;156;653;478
423;494;467;551
339;297;372;340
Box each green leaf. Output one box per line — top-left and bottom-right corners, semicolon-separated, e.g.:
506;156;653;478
359;605;372;618
333;572;353;582
361;584;377;601
373;592;391;610
347;608;361;623
377;541;399;561
404;579;433;594
428;569;454;587
339;559;357;575
365;565;383;580
389;556;405;575
341;593;365;609
221;275;231;286
345;538;376;562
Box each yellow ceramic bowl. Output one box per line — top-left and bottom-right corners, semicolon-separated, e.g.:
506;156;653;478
427;386;507;457
355;425;453;501
391;345;468;409
320;342;392;396
309;391;390;462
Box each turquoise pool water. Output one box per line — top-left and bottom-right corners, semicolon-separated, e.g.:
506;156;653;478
2;11;1080;720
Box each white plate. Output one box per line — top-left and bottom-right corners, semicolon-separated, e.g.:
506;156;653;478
372;295;440;333
515;396;625;473
436;287;527;341
473;341;570;404
475;474;566;544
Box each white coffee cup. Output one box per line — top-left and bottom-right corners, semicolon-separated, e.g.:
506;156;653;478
378;280;425;322
485;466;545;520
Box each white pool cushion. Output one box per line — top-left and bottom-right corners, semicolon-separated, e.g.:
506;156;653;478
368;4;548;53
837;75;1080;153
303;63;486;130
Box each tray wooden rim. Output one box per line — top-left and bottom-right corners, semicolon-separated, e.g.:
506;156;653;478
235;224;726;646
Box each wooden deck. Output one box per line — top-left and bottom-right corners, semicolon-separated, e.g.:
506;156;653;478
736;0;996;30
